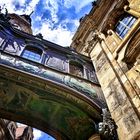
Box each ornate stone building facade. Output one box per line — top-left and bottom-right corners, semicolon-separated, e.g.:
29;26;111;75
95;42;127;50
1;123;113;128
71;0;140;140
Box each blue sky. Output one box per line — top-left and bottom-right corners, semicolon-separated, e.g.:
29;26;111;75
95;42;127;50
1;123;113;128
0;0;94;46
0;0;94;139
33;129;55;140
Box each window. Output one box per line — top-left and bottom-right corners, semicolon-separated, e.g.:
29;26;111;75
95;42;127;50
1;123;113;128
22;46;42;62
69;61;83;77
0;33;6;48
4;39;19;53
115;14;136;38
45;52;66;71
86;69;98;83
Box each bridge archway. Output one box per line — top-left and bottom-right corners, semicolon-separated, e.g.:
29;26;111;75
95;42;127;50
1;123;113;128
0;64;103;140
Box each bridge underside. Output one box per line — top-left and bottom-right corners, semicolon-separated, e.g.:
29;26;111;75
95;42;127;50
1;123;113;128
0;65;102;140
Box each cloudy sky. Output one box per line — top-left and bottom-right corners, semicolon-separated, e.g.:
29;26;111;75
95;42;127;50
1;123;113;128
1;0;94;139
0;0;94;46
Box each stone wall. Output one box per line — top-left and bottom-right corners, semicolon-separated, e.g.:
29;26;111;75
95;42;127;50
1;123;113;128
71;0;140;139
90;35;140;140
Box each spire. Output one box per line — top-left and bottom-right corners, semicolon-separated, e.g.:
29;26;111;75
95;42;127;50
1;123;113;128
29;11;34;16
20;10;34;26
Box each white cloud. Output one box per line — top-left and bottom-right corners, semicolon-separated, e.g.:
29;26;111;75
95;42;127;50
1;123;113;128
44;0;59;23
64;0;94;12
0;0;16;13
16;0;40;15
33;129;42;140
0;0;91;46
29;0;40;9
17;123;27;127
0;0;40;15
35;21;74;46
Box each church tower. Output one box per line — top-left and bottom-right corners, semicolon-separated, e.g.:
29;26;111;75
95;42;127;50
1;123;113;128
8;13;32;34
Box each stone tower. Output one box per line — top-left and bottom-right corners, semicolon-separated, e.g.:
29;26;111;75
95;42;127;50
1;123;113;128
8;13;32;34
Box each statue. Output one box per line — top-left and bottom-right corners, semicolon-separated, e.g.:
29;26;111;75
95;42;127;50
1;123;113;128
98;108;118;140
0;6;10;22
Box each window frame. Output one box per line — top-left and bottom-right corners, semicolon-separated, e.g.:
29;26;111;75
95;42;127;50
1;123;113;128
69;60;84;78
115;13;136;39
45;51;67;72
21;45;43;63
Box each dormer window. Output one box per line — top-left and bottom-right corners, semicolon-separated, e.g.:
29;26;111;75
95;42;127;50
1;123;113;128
115;13;136;38
22;46;42;62
69;61;84;77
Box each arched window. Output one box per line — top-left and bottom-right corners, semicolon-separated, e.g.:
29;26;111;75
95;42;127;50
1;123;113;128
69;61;84;77
115;13;136;38
22;46;42;62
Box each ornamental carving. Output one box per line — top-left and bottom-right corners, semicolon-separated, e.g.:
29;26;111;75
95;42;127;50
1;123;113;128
98;108;118;140
101;0;128;33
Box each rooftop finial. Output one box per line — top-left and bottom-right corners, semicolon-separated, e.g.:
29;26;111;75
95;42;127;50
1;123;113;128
29;11;34;16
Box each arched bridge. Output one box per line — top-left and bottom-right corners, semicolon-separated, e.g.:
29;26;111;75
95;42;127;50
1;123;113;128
0;17;106;140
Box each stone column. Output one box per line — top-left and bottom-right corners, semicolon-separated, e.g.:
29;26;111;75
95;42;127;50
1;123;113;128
88;134;101;140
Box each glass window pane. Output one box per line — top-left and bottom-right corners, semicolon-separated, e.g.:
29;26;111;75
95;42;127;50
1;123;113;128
122;16;130;25
116;14;136;38
116;23;125;36
120;28;129;38
22;48;42;62
128;18;136;27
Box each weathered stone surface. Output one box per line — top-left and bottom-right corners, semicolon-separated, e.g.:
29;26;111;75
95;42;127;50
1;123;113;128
117;113;140;140
71;0;140;139
124;80;137;98
111;106;123;122
90;43;102;62
95;52;107;72
129;78;140;96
